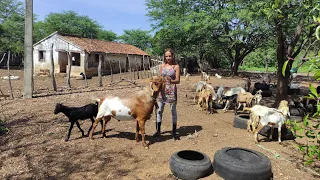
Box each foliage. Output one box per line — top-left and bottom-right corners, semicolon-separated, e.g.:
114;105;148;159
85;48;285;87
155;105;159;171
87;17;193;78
287;84;320;165
34;10;115;41
0;119;8;135
0;0;24;54
118;29;152;52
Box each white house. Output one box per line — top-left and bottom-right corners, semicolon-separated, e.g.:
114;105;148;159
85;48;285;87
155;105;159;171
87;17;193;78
33;31;150;77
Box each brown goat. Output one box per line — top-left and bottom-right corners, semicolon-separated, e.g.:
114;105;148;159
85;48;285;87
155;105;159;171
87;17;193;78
89;76;165;149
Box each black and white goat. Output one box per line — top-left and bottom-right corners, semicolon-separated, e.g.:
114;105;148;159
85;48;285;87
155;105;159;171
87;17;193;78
54;102;102;141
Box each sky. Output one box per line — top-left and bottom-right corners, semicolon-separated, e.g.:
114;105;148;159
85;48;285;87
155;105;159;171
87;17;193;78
28;0;153;36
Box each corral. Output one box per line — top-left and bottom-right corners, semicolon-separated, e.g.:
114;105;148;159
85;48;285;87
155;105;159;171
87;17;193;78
0;69;319;179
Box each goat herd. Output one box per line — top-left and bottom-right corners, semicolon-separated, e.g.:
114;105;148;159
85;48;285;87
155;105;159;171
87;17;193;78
53;73;319;148
193;71;319;144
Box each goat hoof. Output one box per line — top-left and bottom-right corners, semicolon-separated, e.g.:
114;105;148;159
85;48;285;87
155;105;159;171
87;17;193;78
65;139;69;142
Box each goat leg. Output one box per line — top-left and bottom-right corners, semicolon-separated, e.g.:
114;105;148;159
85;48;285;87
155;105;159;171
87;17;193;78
101;117;110;138
253;124;264;144
66;121;75;142
223;100;230;112
278;124;282;143
138;119;149;149
135;121;140;142
75;121;85;137
270;127;274;141
89;117;103;140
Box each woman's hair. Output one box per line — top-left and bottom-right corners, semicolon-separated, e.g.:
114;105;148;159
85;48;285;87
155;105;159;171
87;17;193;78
163;48;175;64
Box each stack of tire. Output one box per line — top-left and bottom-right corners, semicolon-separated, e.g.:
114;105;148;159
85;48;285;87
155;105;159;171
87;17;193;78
252;82;272;97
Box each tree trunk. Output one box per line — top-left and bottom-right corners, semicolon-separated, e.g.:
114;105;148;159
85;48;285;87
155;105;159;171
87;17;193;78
275;22;289;107
231;61;240;76
98;54;102;87
50;43;57;91
24;0;33;99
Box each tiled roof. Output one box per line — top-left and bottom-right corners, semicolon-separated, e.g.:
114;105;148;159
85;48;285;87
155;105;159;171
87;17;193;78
59;34;149;56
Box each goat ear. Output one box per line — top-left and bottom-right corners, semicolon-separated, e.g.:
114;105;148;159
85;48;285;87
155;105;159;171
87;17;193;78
149;76;154;82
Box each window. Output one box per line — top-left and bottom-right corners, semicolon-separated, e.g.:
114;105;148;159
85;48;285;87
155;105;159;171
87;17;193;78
39;51;45;62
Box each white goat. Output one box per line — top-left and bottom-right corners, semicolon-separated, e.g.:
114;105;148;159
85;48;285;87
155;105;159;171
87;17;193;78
245;101;290;144
219;87;246;111
185;73;190;81
215;73;222;79
253;90;263;104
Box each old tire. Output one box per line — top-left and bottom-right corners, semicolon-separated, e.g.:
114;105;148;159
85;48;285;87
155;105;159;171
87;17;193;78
259;126;295;140
169;150;213;180
213;147;272;180
252;89;272;97
234;114;250;129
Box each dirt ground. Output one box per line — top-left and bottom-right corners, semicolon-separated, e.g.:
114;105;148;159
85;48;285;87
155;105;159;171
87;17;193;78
0;69;319;180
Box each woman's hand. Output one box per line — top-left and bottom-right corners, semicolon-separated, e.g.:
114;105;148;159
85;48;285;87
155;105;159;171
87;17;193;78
165;76;172;83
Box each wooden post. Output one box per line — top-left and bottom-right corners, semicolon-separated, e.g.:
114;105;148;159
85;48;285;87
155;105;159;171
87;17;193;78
119;59;122;80
50;43;57;91
83;54;89;87
98;54;103;87
7;51;14;99
127;54;132;80
148;56;151;77
142;55;146;79
108;55;113;83
67;51;72;88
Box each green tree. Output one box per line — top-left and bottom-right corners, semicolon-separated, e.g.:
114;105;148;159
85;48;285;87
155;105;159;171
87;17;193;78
250;0;320;105
97;29;117;42
0;0;24;54
146;0;270;73
34;10;117;42
118;29;152;52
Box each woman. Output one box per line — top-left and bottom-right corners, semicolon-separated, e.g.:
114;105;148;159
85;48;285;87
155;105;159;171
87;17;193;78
153;48;180;140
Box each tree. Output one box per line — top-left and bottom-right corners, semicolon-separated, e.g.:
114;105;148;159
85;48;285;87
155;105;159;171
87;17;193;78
250;0;320;105
118;29;152;52
146;0;269;73
0;0;24;54
34;11;117;42
97;30;117;42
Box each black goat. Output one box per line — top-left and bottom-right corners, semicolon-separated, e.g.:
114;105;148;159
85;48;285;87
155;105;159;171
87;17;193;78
80;72;92;79
54;102;102;141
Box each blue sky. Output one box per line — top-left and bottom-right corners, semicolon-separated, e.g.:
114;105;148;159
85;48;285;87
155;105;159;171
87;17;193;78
29;0;153;36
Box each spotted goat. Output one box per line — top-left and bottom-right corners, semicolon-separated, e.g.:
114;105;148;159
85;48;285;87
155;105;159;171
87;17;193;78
89;76;165;148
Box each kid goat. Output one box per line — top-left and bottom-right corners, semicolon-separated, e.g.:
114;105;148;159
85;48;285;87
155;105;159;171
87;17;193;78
89;76;165;149
54;102;103;142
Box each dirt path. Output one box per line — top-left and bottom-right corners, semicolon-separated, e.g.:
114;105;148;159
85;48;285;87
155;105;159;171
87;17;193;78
0;70;319;179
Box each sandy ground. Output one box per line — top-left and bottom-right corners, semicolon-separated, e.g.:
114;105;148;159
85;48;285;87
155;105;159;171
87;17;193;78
0;69;319;180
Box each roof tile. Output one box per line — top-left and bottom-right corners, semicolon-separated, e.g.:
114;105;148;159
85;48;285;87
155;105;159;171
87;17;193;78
60;35;149;56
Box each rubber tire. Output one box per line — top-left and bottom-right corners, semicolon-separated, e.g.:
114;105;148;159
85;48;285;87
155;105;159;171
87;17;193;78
213;147;272;180
289;115;303;123
254;82;270;90
252;89;272;97
258;126;295;141
288;88;301;95
170;150;213;180
234;114;250;129
213;103;224;109
289;107;305;117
